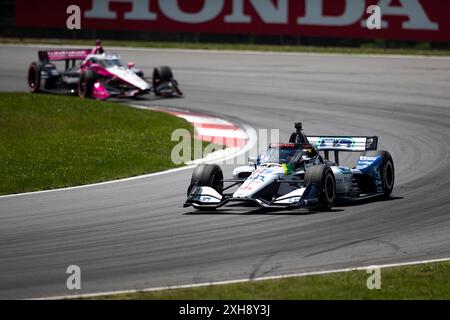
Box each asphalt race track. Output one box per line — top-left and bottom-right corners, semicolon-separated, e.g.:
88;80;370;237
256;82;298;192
0;45;449;299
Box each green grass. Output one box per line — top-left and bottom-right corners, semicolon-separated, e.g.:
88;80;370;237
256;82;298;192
0;93;210;195
1;37;450;56
93;261;450;300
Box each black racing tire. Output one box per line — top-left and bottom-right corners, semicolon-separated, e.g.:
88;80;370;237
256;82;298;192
27;62;41;93
187;164;224;197
304;165;336;211
153;66;173;96
362;150;394;199
78;69;97;99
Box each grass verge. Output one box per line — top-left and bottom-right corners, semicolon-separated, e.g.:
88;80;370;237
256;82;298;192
1;38;450;56
0;93;210;195
92;261;450;300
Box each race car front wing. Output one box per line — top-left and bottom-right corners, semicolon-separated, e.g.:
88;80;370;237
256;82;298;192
184;182;321;210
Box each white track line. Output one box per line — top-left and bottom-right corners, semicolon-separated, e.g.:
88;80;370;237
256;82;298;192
0;166;196;199
0;106;256;199
37;257;450;300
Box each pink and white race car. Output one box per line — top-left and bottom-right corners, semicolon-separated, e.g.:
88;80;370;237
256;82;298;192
27;41;182;99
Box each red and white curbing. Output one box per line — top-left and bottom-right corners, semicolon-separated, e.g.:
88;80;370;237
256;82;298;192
128;105;256;166
165;110;249;148
152;108;255;165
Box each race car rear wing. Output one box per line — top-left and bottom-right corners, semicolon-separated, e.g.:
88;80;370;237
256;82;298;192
38;49;91;62
307;136;378;164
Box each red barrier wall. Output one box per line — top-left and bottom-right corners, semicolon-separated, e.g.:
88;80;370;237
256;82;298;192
15;0;450;43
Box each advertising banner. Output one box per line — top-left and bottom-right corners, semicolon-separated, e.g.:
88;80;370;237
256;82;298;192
15;0;450;42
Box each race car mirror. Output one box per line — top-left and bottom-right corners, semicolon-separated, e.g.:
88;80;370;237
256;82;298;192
248;156;260;169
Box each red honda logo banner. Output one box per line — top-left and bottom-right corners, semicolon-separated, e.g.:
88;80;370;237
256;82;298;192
15;0;450;43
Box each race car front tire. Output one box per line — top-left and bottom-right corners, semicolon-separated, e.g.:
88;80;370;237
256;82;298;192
362;150;394;199
153;66;174;96
187;164;224;197
27;62;41;93
304;165;336;211
78;70;97;99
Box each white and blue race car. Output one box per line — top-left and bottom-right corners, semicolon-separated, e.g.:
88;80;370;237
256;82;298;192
184;123;394;211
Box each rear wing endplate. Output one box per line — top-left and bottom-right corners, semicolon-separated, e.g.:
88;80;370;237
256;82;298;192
307;136;378;164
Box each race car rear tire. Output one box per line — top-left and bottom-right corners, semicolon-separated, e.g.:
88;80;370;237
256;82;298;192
78;70;97;99
304;165;336;211
27;62;41;93
362;150;394;199
153;66;173;96
187;164;224;197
